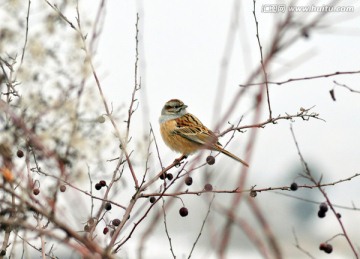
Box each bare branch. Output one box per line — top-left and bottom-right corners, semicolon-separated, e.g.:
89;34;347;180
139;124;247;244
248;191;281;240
240;70;360;87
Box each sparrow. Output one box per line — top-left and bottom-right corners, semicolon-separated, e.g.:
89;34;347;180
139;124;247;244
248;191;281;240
159;99;248;167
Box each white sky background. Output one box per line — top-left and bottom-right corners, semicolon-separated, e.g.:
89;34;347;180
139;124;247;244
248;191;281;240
80;0;360;258
4;0;358;258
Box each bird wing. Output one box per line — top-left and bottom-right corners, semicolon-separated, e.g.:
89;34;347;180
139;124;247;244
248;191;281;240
173;114;218;146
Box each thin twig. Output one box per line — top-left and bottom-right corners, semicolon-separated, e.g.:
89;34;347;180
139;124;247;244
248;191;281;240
333;80;360;94
219;106;323;137
240;70;360;87
125;13;141;141
20;0;31;66
113;161;188;252
253;0;272;119
162;198;176;258
150;123;164;170
292;228;316;259
188;195;215;258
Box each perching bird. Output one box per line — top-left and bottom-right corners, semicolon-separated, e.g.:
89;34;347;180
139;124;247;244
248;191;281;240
159;99;248;167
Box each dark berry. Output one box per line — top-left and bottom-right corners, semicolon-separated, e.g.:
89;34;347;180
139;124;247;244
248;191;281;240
319;202;328;213
17;150;24;158
250;190;257;198
149;197;156;203
84;224;90;232
166;173;173;180
60;185;66;192
206;155;215;165
103;227;109;235
290;182;298;191
320;243;333;254
318;210;326;218
105;202;112;211
319;243;327;251
204;183;213;192
95;183;102;190
0;250;6;256
324;244;333;254
179;207;188;217
159;173;167;180
336;213;341;219
185;176;193;186
112;219;121;226
99;180;107;187
33;188;40;195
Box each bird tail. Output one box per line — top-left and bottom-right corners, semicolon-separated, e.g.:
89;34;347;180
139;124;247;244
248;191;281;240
216;146;249;167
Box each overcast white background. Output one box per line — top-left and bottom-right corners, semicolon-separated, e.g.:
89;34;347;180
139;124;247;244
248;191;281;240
2;0;358;258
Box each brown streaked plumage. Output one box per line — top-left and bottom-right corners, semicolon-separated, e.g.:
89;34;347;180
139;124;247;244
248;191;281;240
159;99;249;167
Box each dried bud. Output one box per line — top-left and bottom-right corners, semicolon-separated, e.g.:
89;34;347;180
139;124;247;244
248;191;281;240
96;115;106;123
250;190;257;198
329;89;336;101
204;183;213;192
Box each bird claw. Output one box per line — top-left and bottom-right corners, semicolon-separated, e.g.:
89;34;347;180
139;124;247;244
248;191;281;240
174;155;187;167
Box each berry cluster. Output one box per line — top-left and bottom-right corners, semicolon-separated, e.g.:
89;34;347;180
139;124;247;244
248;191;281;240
159;172;173;181
95;180;107;190
83;218;96;233
317;202;341;254
101;218;121;236
317;202;328;218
